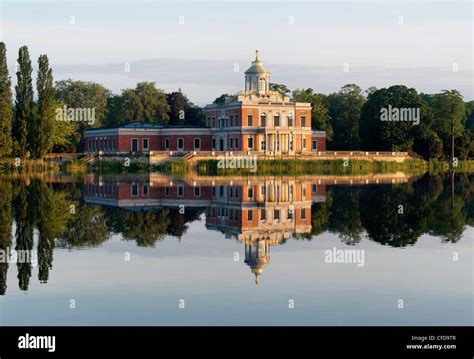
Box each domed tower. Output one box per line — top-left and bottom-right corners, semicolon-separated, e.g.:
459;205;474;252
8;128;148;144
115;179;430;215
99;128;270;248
244;50;270;96
244;238;270;285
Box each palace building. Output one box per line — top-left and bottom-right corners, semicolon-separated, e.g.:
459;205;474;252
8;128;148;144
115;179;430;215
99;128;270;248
84;52;326;156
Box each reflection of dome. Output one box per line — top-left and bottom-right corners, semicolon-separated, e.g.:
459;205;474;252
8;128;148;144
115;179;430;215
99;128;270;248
244;239;270;285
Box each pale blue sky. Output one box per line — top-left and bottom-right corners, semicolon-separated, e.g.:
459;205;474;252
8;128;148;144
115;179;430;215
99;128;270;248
1;0;472;103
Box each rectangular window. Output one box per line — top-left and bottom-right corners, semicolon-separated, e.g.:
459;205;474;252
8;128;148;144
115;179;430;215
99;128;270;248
235;115;239;126
235;138;239;149
274;115;280;127
301;116;306;127
248;137;253;149
219;186;224;196
177;138;184;151
194;138;201;150
312;140;317;150
177;185;184;197
288;209;293;220
143;138;149;151
230;115;233;126
131;138;138;152
303;138;306;149
260;115;266;127
143;184;149;196
112;139;115;151
261;209;266;221
194;186;201;197
274;209;280;220
301;208;306;219
312;184;318;193
212;138;216;150
131;183;138;196
288;116;293;127
247;210;253;221
165;186;170;196
165;138;170;150
248;187;253;198
229;138;233;149
247;115;253;126
212;117;216;127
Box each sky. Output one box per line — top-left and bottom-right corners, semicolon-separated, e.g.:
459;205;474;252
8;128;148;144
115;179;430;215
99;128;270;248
0;0;472;104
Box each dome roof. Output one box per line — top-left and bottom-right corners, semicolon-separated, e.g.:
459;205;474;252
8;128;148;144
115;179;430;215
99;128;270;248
244;50;269;75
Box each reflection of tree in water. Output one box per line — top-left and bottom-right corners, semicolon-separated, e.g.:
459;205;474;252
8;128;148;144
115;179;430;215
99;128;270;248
0;181;13;295
13;182;34;291
166;208;205;239
328;187;364;245
34;180;71;283
113;209;170;247
427;174;469;243
308;173;471;247
58;204;109;248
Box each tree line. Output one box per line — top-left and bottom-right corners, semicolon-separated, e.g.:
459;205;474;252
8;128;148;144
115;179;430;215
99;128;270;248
0;43;204;158
292;84;473;160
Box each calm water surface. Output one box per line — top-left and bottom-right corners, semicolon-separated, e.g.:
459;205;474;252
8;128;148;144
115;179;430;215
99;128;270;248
0;173;472;325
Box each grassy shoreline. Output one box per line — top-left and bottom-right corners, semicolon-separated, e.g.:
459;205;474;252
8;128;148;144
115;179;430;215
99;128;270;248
1;157;473;176
196;158;429;176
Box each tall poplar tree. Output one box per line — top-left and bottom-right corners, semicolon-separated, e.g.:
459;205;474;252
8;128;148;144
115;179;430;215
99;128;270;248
0;42;13;157
13;46;33;157
34;54;54;158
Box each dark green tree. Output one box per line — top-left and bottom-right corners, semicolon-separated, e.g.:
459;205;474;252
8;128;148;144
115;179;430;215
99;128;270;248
428;90;466;161
360;85;430;151
270;83;290;97
213;93;231;104
0;42;13;157
326;84;365;150
13;46;33;158
118;82;169;125
167;90;186;125
292;88;333;140
33;55;55;158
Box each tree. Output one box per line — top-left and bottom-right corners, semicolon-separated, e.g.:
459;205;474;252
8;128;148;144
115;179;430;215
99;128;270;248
118;82;169;125
270;83;290;97
465;101;474;131
428;90;466;161
326;84;365;150
359;85;429;151
167;90;186;125
33;55;55;158
0;43;13;157
292;88;333;140
55;79;110;149
13;46;33;157
213;93;230;104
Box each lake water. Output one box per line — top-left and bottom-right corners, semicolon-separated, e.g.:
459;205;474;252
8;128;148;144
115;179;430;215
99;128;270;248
0;172;472;325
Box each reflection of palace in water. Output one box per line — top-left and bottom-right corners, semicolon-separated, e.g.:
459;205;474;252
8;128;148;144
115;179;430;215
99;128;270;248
83;175;327;283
